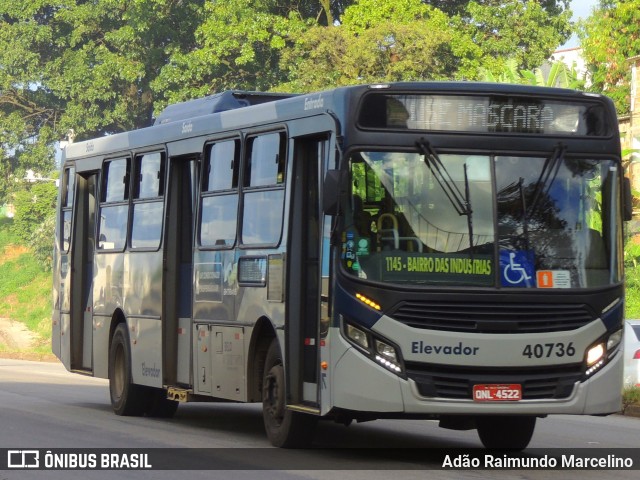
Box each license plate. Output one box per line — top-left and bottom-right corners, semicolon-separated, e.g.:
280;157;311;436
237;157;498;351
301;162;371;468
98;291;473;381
473;384;522;401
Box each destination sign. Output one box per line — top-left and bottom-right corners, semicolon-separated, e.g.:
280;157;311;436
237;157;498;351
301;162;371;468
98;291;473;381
380;252;493;286
359;93;610;136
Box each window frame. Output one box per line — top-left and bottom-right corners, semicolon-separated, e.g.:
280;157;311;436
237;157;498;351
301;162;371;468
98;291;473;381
239;130;288;248
198;138;241;250
130;151;166;251
97;157;131;252
60;166;76;254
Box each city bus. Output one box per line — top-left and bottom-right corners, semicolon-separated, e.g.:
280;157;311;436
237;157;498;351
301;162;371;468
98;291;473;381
52;82;631;450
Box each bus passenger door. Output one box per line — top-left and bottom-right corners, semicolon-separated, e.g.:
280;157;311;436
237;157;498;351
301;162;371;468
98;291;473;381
286;135;331;408
164;155;197;387
69;173;97;372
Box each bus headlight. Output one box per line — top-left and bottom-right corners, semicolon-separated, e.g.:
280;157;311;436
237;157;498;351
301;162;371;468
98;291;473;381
346;324;369;350
586;343;604;367
606;329;622;351
342;319;405;376
584;328;622;377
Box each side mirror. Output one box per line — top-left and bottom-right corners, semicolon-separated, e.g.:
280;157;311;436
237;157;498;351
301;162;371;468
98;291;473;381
623;177;633;221
323;170;343;216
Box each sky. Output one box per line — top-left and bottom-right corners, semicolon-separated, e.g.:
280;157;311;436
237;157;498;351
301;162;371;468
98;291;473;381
561;0;600;49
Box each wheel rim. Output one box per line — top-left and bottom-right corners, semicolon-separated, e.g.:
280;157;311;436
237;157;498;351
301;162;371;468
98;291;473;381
113;343;125;401
263;364;285;426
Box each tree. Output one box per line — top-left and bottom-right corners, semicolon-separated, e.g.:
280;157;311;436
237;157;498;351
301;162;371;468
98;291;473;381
11;180;58;269
276;0;571;92
480;58;586;89
150;0;309;111
579;0;640;114
0;0;60;201
277;0;482;92
463;1;571;73
426;0;569;17
0;0;205;203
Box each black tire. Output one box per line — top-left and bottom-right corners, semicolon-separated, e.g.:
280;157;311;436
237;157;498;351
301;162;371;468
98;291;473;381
262;339;317;448
145;388;179;418
476;415;536;450
108;323;148;416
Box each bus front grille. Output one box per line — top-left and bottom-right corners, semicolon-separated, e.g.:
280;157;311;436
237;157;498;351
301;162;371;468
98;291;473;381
405;363;583;400
389;301;594;333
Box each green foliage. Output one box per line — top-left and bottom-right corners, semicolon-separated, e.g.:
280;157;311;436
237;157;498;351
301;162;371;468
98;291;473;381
278;2;480;92
579;0;640;114
624;229;640;319
480;58;586;89
622;385;640;410
466;1;571;74
0;217;19;247
11;182;57;241
151;0;308;110
0;218;52;351
30;213;56;272
0;0;206;205
625;266;640;319
277;0;571;92
11;181;57;270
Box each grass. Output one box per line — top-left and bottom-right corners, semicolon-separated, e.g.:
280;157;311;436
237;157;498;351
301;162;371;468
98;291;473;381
624;237;640;318
0;217;52;356
622;386;640;413
0;217;18;249
625;267;640;319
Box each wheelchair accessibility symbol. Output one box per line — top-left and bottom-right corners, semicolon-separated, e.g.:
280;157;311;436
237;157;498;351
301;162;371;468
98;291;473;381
500;250;535;287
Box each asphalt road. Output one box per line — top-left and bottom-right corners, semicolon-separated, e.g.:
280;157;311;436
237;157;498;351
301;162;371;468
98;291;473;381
1;358;639;480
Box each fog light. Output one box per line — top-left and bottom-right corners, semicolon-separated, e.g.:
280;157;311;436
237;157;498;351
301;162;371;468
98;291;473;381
586;343;604;366
346;324;369;350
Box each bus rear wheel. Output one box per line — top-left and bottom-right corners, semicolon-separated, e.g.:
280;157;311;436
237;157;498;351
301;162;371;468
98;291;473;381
262;339;317;448
108;323;148;416
476;415;536;450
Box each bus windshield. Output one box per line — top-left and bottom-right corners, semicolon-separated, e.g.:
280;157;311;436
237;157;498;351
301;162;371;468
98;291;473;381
341;150;619;288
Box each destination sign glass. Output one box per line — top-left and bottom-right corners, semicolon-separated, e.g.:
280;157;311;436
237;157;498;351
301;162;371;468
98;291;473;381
358;94;611;136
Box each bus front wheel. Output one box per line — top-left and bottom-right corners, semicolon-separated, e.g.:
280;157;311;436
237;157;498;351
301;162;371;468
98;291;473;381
108;323;147;416
476;415;536;450
262;339;317;447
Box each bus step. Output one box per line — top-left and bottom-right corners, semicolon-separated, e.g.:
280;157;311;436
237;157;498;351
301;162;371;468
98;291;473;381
167;387;192;403
287;404;320;415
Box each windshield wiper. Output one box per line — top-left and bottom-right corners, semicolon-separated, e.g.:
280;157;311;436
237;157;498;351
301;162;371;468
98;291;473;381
416;139;471;217
416;138;474;253
527;143;567;220
518;177;531;252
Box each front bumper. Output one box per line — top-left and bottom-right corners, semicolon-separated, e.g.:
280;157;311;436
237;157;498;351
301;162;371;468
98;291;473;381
330;327;623;416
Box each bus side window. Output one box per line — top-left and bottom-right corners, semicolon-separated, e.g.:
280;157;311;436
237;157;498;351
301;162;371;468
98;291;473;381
98;158;130;250
200;139;240;248
245;133;286;187
241;132;286;246
61;166;75;252
131;152;165;249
